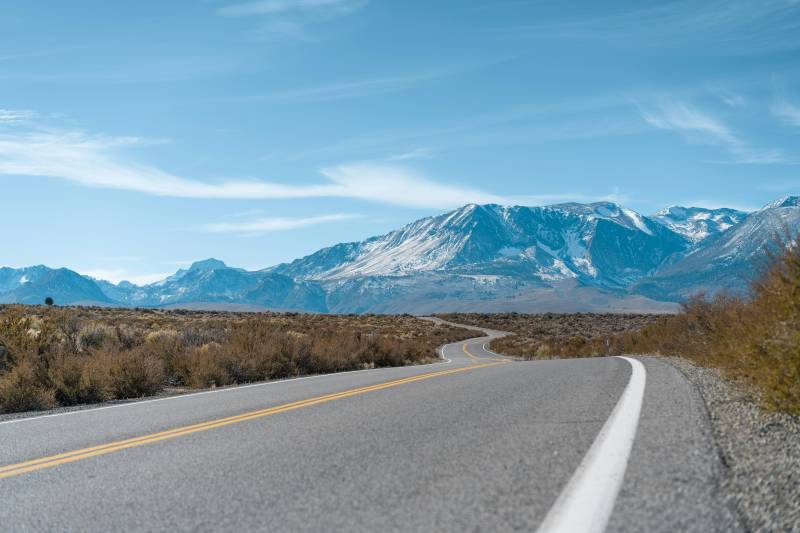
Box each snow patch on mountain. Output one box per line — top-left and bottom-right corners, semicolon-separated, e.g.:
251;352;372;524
764;195;800;210
275;201;687;290
654;206;748;242
3;196;799;312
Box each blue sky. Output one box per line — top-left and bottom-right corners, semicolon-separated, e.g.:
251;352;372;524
1;0;800;284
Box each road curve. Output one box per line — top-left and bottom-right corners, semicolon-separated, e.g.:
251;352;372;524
0;320;740;532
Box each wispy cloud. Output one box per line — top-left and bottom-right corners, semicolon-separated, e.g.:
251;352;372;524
217;73;436;104
0;120;504;209
0;115;640;210
772;99;800;127
499;0;800;55
508;190;632;207
0;109;37;124
292;95;644;161
203;213;362;235
219;0;365;17
638;100;785;164
712;88;746;108
318;163;507;208
386;148;436;162
0;57;239;84
218;0;367;40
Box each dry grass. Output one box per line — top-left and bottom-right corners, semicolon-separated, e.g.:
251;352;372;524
436;312;660;359
0;308;474;414
441;240;800;415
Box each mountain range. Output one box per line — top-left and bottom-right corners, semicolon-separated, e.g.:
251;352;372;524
2;196;798;313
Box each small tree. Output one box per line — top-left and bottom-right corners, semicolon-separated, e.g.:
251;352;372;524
44;297;54;306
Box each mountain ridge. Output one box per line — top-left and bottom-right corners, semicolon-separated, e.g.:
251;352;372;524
1;197;797;313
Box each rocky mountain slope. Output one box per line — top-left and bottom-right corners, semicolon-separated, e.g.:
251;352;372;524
2;196;798;312
274;202;688;289
635;197;800;300
652;206;748;243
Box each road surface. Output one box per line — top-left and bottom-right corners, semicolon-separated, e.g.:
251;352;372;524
0;320;740;532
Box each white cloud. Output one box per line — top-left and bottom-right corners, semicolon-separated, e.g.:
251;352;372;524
0;117;638;211
639;100;785;164
0;109;37;124
81;268;170;285
0;125;505;208
319;163;507;208
217;0;367;40
716;90;745;108
506;0;800;55
219;74;436;104
509;190;632;207
772;99;800;127
203;213;362;234
218;0;365;17
386;148;436;162
641;101;736;143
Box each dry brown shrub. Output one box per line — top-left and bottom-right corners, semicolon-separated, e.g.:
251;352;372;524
108;349;165;399
0;357;56;413
444;237;800;414
0;306;474;413
173;343;230;388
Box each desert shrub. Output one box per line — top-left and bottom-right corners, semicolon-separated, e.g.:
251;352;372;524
48;354;86;405
0;306;475;413
449;238;800;414
78;354;113;403
172;343;230;388
0;306;38;360
180;326;225;347
0;358;55;413
55;310;82;354
108;349;165;399
78;323;108;352
47;354;111;405
113;324;142;351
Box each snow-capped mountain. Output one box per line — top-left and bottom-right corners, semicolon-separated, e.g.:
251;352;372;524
0;260;326;311
635;197;800;300
274;202;687;289
1;196;798;313
104;259;327;311
653;206;748;243
0;266;112;305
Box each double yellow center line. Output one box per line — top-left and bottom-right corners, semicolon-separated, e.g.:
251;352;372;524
462;342;506;362
0;356;507;480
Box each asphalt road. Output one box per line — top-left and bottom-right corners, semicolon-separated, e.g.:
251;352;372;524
0;320;741;532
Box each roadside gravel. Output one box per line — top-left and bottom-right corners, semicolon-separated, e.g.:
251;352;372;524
664;356;800;532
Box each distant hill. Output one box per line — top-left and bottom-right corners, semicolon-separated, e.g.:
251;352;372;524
2;196;798;313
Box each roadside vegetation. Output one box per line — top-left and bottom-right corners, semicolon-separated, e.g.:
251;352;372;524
437;312;661;358
441;240;800;415
0;307;474;414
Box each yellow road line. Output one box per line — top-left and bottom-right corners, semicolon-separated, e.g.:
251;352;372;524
0;359;507;479
462;342;505;362
462;342;482;361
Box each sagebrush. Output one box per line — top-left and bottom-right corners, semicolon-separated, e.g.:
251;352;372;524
443;239;800;414
0;307;474;414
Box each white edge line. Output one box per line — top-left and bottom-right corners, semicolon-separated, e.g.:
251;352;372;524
536;356;647;533
482;341;502;357
0;338;467;427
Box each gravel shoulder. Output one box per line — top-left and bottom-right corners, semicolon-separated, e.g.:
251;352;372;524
662;356;800;532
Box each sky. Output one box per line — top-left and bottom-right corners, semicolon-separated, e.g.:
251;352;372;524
1;0;800;284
